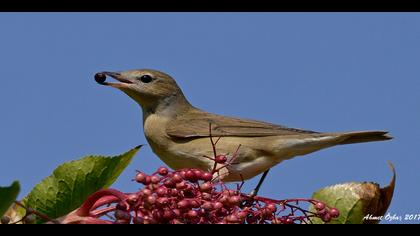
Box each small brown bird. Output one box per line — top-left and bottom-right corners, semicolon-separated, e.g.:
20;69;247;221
95;69;392;184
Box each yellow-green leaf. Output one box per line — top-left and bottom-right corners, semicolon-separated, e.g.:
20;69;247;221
23;145;141;223
311;162;396;224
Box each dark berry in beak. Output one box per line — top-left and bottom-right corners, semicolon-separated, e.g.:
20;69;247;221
94;73;106;84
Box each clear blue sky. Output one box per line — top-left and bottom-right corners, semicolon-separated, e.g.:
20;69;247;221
1;13;419;223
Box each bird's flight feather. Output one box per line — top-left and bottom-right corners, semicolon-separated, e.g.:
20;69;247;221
166;108;319;138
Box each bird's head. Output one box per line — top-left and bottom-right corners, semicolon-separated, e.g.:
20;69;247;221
95;69;190;112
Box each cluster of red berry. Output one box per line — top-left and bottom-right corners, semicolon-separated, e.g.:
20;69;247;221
101;165;339;224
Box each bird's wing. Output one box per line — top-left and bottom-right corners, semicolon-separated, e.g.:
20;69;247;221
166;109;319;138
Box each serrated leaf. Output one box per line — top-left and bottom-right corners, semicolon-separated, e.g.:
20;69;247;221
0;181;20;218
311;162;396;224
23;145;141;223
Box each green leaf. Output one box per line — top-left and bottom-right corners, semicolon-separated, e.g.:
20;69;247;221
0;181;20;217
311;162;396;224
23;145;141;223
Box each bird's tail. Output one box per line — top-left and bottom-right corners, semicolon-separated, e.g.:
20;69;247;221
335;131;393;145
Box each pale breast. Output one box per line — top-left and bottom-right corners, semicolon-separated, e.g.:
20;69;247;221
143;114;214;171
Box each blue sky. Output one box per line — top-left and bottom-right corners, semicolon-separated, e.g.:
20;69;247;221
0;13;419;223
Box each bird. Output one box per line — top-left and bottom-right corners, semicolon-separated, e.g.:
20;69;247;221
95;69;392;185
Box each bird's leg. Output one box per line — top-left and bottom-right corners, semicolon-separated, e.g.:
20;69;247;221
249;169;270;197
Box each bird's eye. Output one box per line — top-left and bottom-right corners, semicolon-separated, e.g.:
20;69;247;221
139;75;153;83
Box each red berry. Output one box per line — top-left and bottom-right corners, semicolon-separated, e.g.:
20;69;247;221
201;192;212;200
226;214;239;223
172;173;183;183
164;179;176;188
114;210;131;221
179;170;187;178
201;172;213;181
193;169;203;179
115;202;127;211
173;209;181;217
246;215;258;224
157;167;169;176
170;188;179;196
162;210;175;221
146;195;156;205
219;195;229;205
135;172;148;184
185;170;197;182
140;188;152;196
176;181;187;190
266;203;277;213
150;175;160;184
329;208;340;218
315;202;325;211
144;176;151;185
126;194;138;205
190;200;200;208
156;197;169;206
186;210;199;219
133;216;144;224
322;213;332;223
284;218;294;224
228;195;241;206
177;199;190;209
213;202;224;210
199;182;213;192
202;201;213;210
215;155;227;163
236;211;248;220
155;186;167;197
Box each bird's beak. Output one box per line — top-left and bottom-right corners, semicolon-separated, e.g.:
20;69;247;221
95;71;134;89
